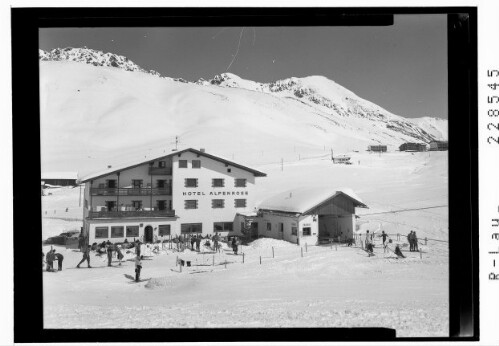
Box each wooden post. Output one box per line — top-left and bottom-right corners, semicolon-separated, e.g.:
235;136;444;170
243;253;245;263
272;247;274;258
212;255;215;266
420;250;422;259
176;256;178;267
425;237;427;245
301;247;303;257
180;263;182;273
260;256;262;264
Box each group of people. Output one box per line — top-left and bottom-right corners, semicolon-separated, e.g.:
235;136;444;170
407;230;419;252
43;249;64;272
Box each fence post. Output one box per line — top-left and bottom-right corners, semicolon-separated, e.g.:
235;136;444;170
272;247;274;258
425;237;427;245
212;255;215;266
176;256;178;267
180;262;182;273
301;247;303;257
243;253;245;264
260;256;262;264
420;250;422;259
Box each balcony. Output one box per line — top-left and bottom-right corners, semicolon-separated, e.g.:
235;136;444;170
88;209;176;219
90;187;171;196
149;167;172;175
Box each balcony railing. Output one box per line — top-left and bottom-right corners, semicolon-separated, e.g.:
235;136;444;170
90;187;171;196
149;167;172;175
88;209;176;219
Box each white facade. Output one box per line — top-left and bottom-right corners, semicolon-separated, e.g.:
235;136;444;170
80;148;265;244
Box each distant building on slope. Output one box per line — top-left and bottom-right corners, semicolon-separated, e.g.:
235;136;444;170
368;145;387;153
234;187;368;246
399;142;427;152
429;140;448;151
41;172;78;186
332;155;352;165
78;148;266;244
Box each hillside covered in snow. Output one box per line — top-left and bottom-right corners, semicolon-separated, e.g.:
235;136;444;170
39;47;447;176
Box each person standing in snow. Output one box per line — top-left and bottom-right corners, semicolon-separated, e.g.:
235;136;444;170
365;230;371;248
134;255;143;282
407;231;414;251
195;236;201;252
77;244;91;268
116;245;124;266
190;235;196;250
45;251;54;272
106;242;114;266
135;239;141;257
53;250;64;271
231;237;238;255
413;231;419;252
213;232;220;253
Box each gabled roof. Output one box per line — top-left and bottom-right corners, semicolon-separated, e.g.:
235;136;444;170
258;186;368;214
79;148;266;183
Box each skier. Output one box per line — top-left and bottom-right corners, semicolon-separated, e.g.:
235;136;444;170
134;255;143;282
106;242;114;266
394;244;405;258
380;231;387;246
231;237;238;255
53;250;64;271
135;239;141;257
77;244;92;268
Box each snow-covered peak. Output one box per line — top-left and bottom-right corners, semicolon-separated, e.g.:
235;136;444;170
39;47;161;77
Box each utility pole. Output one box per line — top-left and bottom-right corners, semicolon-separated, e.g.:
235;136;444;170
79;184;82;207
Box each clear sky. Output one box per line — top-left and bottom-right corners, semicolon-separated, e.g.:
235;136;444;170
39;14;447;119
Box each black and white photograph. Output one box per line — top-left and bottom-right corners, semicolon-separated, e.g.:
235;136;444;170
6;3;487;344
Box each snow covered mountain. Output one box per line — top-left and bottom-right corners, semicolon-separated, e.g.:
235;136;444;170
39;48;447;175
39;47;161;77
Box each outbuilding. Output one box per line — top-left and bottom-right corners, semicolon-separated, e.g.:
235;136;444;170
41;171;79;186
368;145;387;153
245;187;368;246
399;142;427;152
429;140;448;151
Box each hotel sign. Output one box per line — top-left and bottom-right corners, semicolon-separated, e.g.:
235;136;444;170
182;190;249;196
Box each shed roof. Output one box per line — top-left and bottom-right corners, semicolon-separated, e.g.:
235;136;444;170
258;186;368;214
79;148;266;183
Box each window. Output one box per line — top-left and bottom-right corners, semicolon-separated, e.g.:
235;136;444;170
235;178;246;187
181;223;202;234
132;179;143;188
158;161;166;168
303;227;312;236
157;200;167;211
126;226;139;237
214;222;233;232
158;224;171;236
212;199;225;208
279;223;284;232
267;222;272;231
192;160;201;168
212;178;225;187
95;227;109;239
132;200;142;210
111;226;124;238
157;179;166;188
185;178;198;188
179;160;188;168
184;200;198;209
105;201;116;211
234;199;246;208
292;227;298;236
106;179;117;188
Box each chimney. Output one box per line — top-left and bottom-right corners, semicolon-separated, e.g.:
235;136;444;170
200;148;205;153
